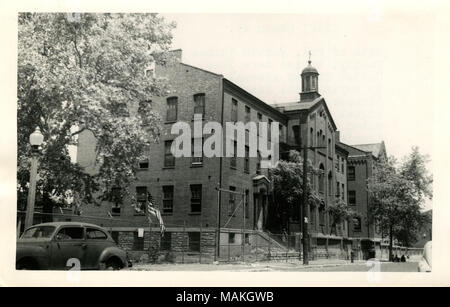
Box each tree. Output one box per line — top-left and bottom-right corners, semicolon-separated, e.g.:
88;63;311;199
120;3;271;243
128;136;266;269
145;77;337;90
269;150;322;232
17;13;176;213
327;199;359;236
368;148;432;260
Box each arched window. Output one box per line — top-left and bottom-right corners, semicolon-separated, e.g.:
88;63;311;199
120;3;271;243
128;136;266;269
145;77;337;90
328;171;333;196
310;128;314;146
318;164;325;194
293;125;301;145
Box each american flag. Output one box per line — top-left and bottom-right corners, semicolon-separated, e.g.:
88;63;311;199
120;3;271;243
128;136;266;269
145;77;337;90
147;201;166;236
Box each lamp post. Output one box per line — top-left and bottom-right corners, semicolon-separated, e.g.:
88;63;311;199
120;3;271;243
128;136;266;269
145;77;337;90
24;127;44;230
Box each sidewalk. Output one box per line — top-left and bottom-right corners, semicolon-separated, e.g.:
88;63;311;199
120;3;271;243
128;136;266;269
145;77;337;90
128;259;367;271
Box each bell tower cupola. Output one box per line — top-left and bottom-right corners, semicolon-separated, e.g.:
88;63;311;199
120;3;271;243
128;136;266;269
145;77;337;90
300;52;320;102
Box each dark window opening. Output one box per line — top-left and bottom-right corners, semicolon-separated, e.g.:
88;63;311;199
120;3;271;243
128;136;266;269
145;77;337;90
164;140;175;167
190;185;202;213
166;97;178;122
188;232;200;252
228;186;236;216
160;232;172;251
162;185;174;214
348;166;355;181
194;93;205;117
133;232;145;250
348;190;356;205
135;186;147;214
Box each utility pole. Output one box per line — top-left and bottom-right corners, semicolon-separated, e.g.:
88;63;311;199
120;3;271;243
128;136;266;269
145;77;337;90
301;134;310;265
297;115;326;265
24;127;44;230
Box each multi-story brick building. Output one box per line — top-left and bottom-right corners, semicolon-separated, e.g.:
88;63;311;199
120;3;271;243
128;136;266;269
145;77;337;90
73;51;359;261
339;141;387;259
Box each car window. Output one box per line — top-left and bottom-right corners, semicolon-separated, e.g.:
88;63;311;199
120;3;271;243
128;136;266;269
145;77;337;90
56;227;84;240
22;226;56;239
86;228;108;240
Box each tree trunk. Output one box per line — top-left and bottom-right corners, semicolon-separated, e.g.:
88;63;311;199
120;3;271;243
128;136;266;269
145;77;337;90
389;224;393;262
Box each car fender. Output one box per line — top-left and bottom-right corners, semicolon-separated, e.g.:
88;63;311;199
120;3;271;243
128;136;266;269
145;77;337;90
98;246;127;267
16;245;50;269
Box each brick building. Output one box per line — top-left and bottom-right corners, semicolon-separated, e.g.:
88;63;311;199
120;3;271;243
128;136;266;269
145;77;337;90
339;141;387;259
72;51;365;261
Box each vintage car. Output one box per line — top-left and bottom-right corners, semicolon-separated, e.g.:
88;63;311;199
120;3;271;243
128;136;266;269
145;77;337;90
16;222;131;270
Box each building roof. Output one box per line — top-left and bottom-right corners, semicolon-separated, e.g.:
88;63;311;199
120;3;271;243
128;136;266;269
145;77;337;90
351;142;385;158
301;61;319;75
271;96;322;112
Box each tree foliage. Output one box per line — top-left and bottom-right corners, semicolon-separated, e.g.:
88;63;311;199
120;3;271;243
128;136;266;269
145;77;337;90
17;13;175;210
269;150;322;231
368;147;432;249
327;199;359;235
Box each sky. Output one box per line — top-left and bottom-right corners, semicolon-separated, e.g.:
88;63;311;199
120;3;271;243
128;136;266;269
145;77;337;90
162;13;434;161
161;12;435;210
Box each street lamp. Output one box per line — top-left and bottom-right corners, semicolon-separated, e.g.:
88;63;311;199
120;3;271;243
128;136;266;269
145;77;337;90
24;127;44;230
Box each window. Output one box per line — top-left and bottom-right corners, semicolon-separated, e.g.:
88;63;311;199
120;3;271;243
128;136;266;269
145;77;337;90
191;138;203;165
268;119;273;142
342;183;345;200
293;125;301;145
348;190;356;205
133;232;145;250
256;151;261;174
348;166;355;180
138;159;149;169
230;141;237;168
245;189;250;218
328;172;333;196
190;185;202;213
336;182;340;198
135;186;147;214
162;186;174;214
245;233;250;244
138;100;152;116
319;207;325;226
353;217;362;232
257;112;262;121
231;98;238;122
245;105;251;122
318;164;325;194
164;140;175;167
228;186;236;216
194;93;205;117
166;97;178;122
56;227;84;240
188;232;200;252
310;128;314;146
86;228;108;240
335;157;339;172
341;158;345;173
160;232;172;251
228;233;235;244
328;139;332;155
244;146;249;173
111;187;122;216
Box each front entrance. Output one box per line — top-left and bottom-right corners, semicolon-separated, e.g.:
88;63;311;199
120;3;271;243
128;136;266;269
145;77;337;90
252;175;270;231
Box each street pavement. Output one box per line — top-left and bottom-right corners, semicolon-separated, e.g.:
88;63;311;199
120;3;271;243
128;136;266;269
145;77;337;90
128;260;419;272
